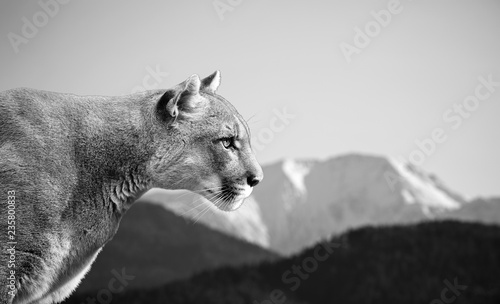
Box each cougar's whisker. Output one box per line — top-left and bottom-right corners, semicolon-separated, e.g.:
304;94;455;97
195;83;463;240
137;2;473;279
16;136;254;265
179;188;224;217
192;203;213;225
172;186;224;201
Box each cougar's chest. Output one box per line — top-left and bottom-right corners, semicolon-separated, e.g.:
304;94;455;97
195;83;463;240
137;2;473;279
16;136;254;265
40;247;103;303
63;247;103;288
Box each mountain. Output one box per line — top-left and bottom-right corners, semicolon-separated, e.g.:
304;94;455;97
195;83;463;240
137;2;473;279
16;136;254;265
252;154;466;255
65;221;500;304
74;203;278;294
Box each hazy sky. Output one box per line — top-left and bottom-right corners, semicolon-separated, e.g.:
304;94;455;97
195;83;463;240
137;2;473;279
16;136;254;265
1;0;499;198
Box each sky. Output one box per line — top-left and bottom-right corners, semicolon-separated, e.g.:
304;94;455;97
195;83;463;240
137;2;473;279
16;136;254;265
0;0;499;199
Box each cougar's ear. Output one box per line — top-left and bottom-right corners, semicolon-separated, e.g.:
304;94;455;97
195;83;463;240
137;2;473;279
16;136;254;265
201;70;221;93
157;74;203;120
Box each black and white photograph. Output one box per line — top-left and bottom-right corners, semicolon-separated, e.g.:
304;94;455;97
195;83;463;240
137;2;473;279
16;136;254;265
1;1;499;303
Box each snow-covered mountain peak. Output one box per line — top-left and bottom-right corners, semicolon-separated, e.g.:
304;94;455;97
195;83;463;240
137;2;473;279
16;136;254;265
388;157;463;211
281;158;312;195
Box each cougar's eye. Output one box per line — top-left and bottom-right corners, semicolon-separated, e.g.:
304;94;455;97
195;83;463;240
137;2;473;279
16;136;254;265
221;137;234;149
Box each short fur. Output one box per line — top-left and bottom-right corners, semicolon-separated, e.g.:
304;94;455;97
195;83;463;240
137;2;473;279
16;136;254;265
0;71;263;304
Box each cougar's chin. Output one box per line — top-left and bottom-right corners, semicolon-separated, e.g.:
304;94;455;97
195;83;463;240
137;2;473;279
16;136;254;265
218;199;245;211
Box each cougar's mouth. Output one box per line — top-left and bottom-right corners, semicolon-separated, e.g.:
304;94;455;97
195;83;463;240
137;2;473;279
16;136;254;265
203;184;252;211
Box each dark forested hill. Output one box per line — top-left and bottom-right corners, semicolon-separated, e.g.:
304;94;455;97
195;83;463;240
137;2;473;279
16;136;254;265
66;220;500;304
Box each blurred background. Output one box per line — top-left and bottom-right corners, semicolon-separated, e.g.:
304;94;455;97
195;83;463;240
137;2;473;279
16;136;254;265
1;0;499;303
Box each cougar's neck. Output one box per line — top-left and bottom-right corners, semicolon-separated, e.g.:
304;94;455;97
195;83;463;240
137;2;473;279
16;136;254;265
74;93;162;214
101;166;151;215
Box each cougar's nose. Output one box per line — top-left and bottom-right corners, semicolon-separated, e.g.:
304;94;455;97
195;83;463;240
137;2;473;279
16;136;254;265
247;175;261;187
247;166;264;187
